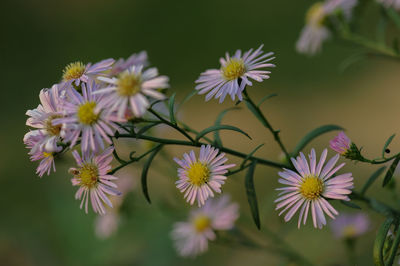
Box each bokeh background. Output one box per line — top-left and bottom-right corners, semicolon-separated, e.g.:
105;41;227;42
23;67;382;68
2;0;400;265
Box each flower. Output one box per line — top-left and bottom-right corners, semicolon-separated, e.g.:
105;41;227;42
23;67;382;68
69;147;121;215
62;58;115;86
25;131;56;177
330;213;370;239
108;51;148;76
195;45;275;103
275;148;354;229
377;0;400;10
95;65;169;119
296;0;358;55
171;195;239;257
174;145;235;206
24;84;65;153
329;131;351;155
53;80;121;153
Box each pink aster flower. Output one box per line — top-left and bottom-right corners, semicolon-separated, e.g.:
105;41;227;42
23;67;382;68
25;131;56;177
330;213;370;239
108;51;148;76
24;84;65;153
377;0;400;10
53;80;121;153
330;131;351;155
275;148;354;229
195;45;275;103
62;58;115;86
69;147;121;215
174;145;235;207
95;65;169;119
171;195;239;257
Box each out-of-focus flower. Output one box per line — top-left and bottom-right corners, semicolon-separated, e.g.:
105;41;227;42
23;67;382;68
330;131;351;155
96;65;169;119
296;0;358;55
62;58;115;86
330;213;370;239
109;51;148;76
195;45;275;103
275;148;354;229
171;195;239;257
24;84;65;153
25;131;56;177
377;0;400;10
174;145;235;207
69;147;121;215
53;80;121;153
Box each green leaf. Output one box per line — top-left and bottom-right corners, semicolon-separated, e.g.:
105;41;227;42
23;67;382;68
340;200;361;210
136;122;162;138
244;161;260;229
177;90;197;111
292;125;344;156
387;223;400;266
382;156;400;187
382;134;396;158
244;99;269;128
387;7;400;30
141;144;163;204
240;144;265;168
373;217;394;266
168;92;177;124
195;125;251;142
213;107;240;146
360;167;386;196
257;93;277;107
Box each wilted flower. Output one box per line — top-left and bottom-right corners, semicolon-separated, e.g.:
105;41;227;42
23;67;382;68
109;51;148;76
96;65;169;119
174;145;235;206
377;0;400;10
275;148;354;229
69;147;121;215
25;131;56;177
171;195;239;257
195;45;275;103
330;213;370;239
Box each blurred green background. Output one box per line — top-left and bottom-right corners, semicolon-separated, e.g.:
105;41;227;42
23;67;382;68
2;0;400;265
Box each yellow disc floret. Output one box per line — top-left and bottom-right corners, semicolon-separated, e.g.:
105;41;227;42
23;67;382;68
342;225;357;238
300;176;324;200
306;2;326;26
117;72;141;96
43;152;53;158
222;59;246;81
75;163;99;188
193;215;211;232
62;62;86;81
45;114;63;136
77;102;99;125
186;162;210;186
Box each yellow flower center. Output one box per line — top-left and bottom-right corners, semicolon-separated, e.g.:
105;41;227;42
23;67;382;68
300;176;324;200
117;72;141;96
43;152;53;158
62;62;86;81
193;215;211;232
222;59;246;80
342;225;357;238
186;162;210;186
77;102;99;125
306;2;325;26
45;114;63;136
75;163;99;188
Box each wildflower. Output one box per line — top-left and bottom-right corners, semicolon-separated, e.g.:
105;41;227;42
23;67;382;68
96;65;169;119
62;58;115;86
174;145;235;206
24;84;65;153
296;0;358;55
25;131;56;177
109;51;148;76
275;148;354;229
53;80;121;153
171;195;239;257
377;0;400;10
195;45;275;103
329;131;351;155
69;147;121;215
330;213;370;239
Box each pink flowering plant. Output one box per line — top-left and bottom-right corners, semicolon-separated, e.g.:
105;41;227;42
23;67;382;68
23;3;400;262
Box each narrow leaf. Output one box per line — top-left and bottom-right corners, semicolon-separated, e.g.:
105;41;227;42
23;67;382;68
292;125;344;156
382;134;395;158
136;122;162;138
240;144;265;167
340;200;361;210
196;125;251;142
373;217;394;266
168;92;177;124
387;223;400;266
141;144;163;204
177;90;197;111
257;93;277;107
382;156;400;187
213;107;240;146
360;167;386;196
387;7;400;30
244;99;269;128
245;161;260;229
